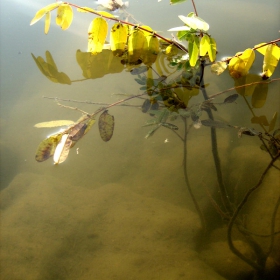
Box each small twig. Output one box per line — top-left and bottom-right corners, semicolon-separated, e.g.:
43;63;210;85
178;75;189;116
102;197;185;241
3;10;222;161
56;102;90;116
209;78;280;99
191;0;198;16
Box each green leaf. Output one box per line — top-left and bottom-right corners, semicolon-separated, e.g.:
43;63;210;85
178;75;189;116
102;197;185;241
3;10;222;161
178;14;209;31
98;110;115;142
188;36;199;67
208;37;217;62
88;17;108;54
170;0;187;4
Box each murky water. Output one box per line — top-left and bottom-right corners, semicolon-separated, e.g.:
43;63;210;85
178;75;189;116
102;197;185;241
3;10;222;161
1;0;280;279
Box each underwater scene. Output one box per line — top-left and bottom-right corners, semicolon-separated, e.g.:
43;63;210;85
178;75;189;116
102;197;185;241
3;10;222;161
0;0;280;279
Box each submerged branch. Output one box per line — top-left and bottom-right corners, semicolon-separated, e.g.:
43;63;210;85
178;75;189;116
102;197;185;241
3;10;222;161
227;154;280;272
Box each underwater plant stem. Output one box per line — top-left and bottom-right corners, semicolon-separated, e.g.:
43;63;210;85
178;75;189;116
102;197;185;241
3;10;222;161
199;62;233;215
227;154;280;272
182;117;206;232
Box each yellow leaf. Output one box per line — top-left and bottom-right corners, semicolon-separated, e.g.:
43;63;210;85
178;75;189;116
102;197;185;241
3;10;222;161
35;133;62;162
30;2;62;26
53;134;71;164
141;25;153;37
262;44;280;79
45;51;58;71
241;48;255;72
165;44;178;56
34;120;75;128
255;43;268;56
88;17;108;54
200;34;210;56
234;74;261;96
45;11;51;34
128;28;145;63
208;37;217;62
110;23;128;56
77;7;96;13
228;49;255;79
56;4;73;30
142;35;160;66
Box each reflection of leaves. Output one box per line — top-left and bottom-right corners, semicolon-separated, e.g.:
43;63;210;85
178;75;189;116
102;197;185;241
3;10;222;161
76;49;123;79
251;82;268;108
98;110;115;142
251;116;269;126
234;74;261;96
269;112;278;132
211;61;227;75
223;94;238;104
32;51;71;84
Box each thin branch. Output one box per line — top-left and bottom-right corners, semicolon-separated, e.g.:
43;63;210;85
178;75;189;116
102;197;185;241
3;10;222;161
209;78;280;99
227;154;280;271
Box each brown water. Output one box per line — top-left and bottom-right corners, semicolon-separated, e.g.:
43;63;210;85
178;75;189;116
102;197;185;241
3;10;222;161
0;0;280;279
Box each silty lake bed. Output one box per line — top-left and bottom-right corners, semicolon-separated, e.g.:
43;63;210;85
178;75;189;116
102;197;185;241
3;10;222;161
0;0;280;279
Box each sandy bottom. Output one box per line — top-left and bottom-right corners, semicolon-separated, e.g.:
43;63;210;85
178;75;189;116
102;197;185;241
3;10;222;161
0;172;228;280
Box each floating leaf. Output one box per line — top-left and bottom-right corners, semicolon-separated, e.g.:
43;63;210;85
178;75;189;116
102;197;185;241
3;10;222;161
211;61;227;75
88;17;108;54
53;134;72;164
98;110;115;142
262;44;280;79
56;4;73;30
178;13;209;31
268;112;278;132
110;23;128;56
30;2;62;26
34;120;75;128
35;133;62;162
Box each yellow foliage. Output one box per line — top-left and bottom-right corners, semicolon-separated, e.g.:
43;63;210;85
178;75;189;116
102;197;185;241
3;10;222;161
88;17;108;54
110;23;128;56
56;4;73;30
